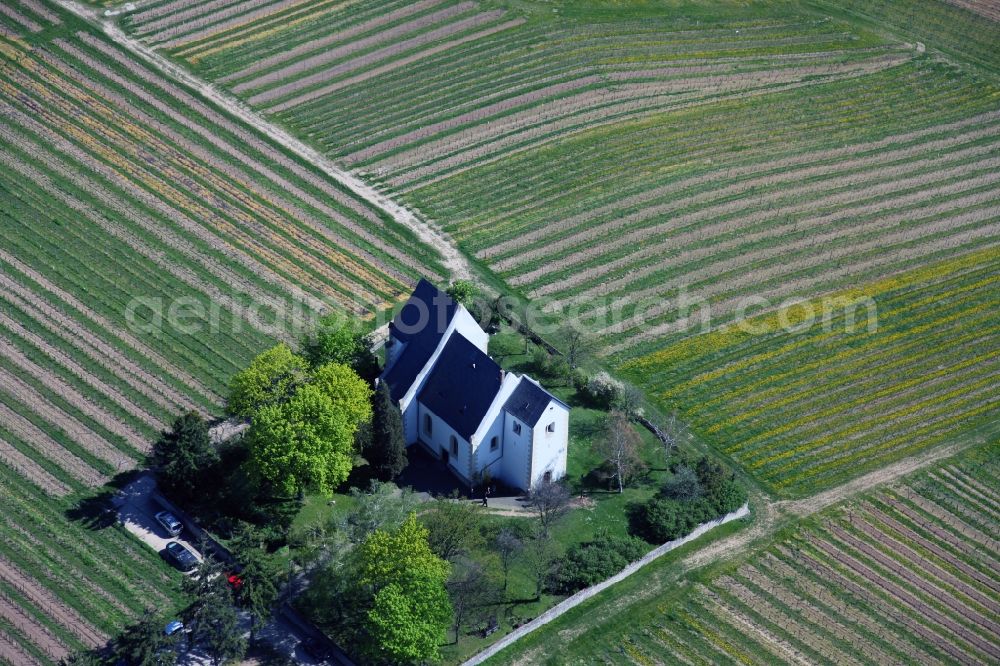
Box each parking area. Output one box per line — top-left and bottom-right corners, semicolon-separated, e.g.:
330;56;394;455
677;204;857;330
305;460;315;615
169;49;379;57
113;472;203;571
114;472;350;664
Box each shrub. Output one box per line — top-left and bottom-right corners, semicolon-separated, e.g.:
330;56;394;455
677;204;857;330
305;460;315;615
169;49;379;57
695;456;728;493
570;368;588;392
629;497;695;543
552;532;647;592
530;347;569;381
630;457;747;543
581;371;624;408
662;465;703;502
708;478;748;515
548;355;571;381
446;279;478;308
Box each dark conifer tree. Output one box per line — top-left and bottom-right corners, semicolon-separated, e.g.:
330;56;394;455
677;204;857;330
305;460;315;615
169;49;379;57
365;382;407;481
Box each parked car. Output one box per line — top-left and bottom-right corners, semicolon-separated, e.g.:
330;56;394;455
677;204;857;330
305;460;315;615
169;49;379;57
155;510;183;537
164;541;198;571
164;620;184;636
227;572;244;592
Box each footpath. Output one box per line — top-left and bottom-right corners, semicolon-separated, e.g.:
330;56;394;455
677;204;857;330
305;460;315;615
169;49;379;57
462;503;751;665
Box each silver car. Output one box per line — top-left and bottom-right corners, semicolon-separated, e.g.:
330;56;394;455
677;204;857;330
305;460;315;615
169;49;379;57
155;510;183;537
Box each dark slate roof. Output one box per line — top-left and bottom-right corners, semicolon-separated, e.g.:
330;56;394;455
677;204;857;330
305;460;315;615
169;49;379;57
503;378;562;427
382;279;457;401
417;334;503;440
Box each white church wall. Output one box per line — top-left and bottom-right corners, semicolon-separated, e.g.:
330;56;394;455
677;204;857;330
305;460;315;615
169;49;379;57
528;400;569;488
499;411;531;490
416;403;473;484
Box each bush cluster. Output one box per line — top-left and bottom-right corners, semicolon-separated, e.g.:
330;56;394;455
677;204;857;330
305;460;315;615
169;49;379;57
629;457;747;544
531;347;570;381
579;371;625;408
551;532;648;593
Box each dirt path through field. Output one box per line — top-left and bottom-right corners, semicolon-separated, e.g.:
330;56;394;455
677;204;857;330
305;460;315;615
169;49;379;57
464;437;982;664
681;438;979;571
53;0;471;283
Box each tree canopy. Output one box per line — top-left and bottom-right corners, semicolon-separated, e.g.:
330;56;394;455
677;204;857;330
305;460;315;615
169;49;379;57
552;532;647;593
302;315;378;377
152;411;218;503
445;280;478;308
446;560;502;643
420;496;484;562
312;362;373;425
227;344;309;418
111;609;180;666
662;465;703;502
343;480;420;543
629;456;747;543
240;358;372;496
527;479;571;538
596;410;646;493
364;382;407;481
357;514;452;663
182;557;246;665
247;375;371;496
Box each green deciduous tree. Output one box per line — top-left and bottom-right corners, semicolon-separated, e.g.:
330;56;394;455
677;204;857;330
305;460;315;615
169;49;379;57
152;411;218;504
301;315;378;377
228;344;309;418
311;362;373;427
445;280;478;308
246;362;372;496
420;496;484;562
248;386;354;496
357;514;452;663
364;382;407;481
343;480;420;543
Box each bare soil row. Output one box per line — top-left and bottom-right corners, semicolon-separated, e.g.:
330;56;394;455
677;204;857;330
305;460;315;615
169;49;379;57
0;556;106;648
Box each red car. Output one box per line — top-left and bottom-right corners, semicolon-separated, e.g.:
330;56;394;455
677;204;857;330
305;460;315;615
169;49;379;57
227;572;243;591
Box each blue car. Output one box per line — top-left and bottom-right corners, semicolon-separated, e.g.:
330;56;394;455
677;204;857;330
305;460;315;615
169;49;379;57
164;541;198;571
164;620;184;636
